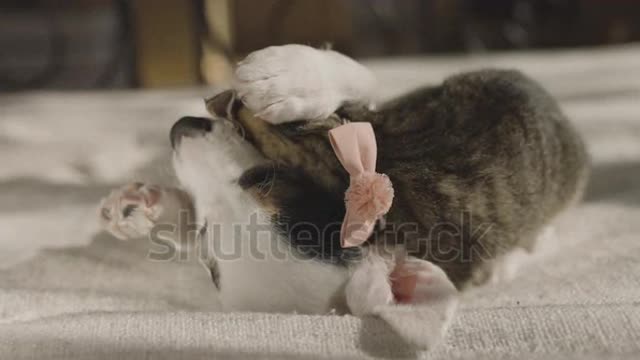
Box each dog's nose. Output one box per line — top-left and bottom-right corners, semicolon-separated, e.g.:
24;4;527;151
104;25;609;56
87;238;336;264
170;116;213;149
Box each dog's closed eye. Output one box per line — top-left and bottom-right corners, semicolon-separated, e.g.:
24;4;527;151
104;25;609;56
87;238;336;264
122;204;137;218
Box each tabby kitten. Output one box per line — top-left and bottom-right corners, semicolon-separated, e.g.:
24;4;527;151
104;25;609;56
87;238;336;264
209;68;590;289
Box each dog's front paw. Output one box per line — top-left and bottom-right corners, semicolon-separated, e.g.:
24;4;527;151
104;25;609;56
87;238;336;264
234;44;375;124
98;183;165;240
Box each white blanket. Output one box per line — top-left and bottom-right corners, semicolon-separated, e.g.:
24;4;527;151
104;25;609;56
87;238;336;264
1;45;640;359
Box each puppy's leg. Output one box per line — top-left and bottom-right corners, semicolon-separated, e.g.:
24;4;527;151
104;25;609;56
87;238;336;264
234;44;376;124
99;183;193;242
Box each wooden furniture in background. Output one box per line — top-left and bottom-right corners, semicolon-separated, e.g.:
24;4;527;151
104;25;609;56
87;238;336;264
131;0;200;87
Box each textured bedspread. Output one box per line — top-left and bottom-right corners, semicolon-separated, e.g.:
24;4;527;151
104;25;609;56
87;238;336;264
1;45;639;359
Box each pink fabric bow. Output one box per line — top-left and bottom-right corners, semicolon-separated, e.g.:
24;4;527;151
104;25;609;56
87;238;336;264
329;123;394;248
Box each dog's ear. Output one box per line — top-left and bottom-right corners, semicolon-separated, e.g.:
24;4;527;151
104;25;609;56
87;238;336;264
205;90;237;118
346;255;458;350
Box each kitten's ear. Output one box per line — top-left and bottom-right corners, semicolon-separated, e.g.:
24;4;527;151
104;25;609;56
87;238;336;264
346;255;458;350
205;90;237;118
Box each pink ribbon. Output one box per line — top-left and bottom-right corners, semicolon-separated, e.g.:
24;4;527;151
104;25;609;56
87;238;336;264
329;123;394;248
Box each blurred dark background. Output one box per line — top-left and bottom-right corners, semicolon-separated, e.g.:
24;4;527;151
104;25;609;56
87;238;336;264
1;0;639;90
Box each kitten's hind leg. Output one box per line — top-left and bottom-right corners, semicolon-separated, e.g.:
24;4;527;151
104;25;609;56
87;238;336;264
475;225;558;285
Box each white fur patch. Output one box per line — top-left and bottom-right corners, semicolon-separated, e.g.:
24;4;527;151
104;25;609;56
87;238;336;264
172;121;349;313
234;44;377;124
489;225;558;284
345;252;394;316
345;252;459;350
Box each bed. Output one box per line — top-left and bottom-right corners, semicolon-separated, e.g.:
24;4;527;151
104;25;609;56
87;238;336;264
1;45;639;360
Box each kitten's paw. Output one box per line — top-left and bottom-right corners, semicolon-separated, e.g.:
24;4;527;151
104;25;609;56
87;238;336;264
487;248;530;284
98;183;164;240
234;44;375;124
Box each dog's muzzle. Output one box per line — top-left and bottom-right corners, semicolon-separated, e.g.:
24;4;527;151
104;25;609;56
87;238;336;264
170;116;213;149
